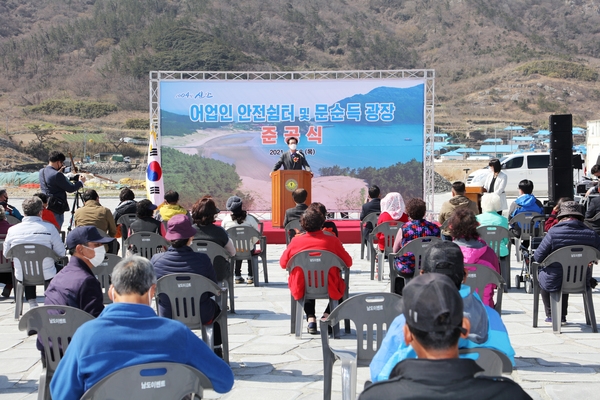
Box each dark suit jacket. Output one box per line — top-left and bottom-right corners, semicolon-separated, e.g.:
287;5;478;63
272;151;311;171
284;203;308;227
586;195;600;220
360;198;381;221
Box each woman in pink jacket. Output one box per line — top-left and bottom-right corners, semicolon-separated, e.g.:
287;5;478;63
448;207;501;308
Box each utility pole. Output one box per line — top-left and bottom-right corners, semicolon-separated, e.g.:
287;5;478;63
83;129;87;162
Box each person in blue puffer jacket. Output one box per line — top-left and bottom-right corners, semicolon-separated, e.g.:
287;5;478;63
534;201;600;324
370;241;515;383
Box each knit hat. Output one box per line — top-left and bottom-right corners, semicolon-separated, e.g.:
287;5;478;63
226;196;243;213
557;201;583;220
403;273;466;334
165;214;196;241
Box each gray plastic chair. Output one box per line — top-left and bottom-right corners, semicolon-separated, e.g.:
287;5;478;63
91;254;122;304
440;219;450;238
320;293;403;400
0;241;15;297
155;273;229;363
477;225;512;291
6;215;20;225
80;362;213;400
532;245;600;334
117;213;138;242
285;250;347;339
369;221;401;281
123;232;169;259
360;212;380;260
226;226;268;287
465;263;506;314
389;236;442;293
284;219;302;245
245;214;269;278
459;348;513;376
509;212;543;261
18;305;95;400
190;239;234;312
5;244;61;320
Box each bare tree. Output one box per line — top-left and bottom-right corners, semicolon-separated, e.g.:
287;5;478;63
104;130;128;152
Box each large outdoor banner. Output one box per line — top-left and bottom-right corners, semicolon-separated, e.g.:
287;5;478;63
158;77;426;211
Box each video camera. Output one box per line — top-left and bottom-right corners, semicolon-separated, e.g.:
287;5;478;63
63;167;80;182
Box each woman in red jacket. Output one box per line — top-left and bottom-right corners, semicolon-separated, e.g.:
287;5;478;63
280;205;353;334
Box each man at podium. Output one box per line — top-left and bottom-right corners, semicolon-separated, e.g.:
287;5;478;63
270;137;311;176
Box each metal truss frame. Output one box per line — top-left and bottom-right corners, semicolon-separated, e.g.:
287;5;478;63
149;69;435;213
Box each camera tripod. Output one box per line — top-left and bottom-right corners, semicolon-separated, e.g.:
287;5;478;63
67;190;86;233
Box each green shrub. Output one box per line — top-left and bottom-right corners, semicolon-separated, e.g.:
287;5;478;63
25;100;118;119
125;118;148;129
517;60;598;81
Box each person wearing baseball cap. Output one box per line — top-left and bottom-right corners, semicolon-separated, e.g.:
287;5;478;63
150;214;224;358
370;241;515;383
534;200;600;324
44;226;115;318
360;273;531;400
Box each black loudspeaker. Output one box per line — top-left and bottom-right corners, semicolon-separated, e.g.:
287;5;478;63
549;114;572;168
548;166;573;202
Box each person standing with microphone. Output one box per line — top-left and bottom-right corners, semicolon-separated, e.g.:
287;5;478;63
270;137;311;176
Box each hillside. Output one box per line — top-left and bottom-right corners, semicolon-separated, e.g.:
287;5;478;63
1;0;600;158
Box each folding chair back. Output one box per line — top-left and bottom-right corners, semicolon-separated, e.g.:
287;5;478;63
91;254;122;304
190;239;234;313
124;232;169;259
285;250;347;339
465;263;505;314
320;293;403;400
155;273;229;362
459;348;513;376
0;240;13;274
6;215;20;225
477;225;511;290
117;213;138;241
390;236;442;292
360;212;380;260
18;305;94;400
227;226;267;287
284;219;302;245
369;221;400;281
6;243;60;320
533;245;600;333
80;362;213;400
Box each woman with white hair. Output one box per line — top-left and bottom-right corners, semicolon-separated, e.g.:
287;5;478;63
476;193;510;259
375;192;408;252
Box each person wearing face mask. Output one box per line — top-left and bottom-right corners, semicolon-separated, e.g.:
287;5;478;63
44;226;114;317
2;197;66;309
270;137;312;176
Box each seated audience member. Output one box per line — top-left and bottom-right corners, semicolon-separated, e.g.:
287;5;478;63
438;181;479;240
49;256;234;400
375;192;409;252
129;199;165;236
392;198;440;295
112;188;137;237
2;197;65;309
360;185;381;242
156;190;191;223
0;206;13;298
33;192;60;231
361;273;529;400
192;195;236;277
283;188;309;228
449;207;501;308
508;179;543;249
534;201;600;324
476;193;510;260
74;189;118;254
0;188;24;221
222;196;259;284
44;226;114;317
585;164;600;197
280;206;352;335
314;202;339;237
151;214;223;357
370;241;515;383
547;197;572;231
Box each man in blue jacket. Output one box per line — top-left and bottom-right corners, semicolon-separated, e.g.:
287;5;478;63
534;201;600;324
50;256;234;400
369;241;515;383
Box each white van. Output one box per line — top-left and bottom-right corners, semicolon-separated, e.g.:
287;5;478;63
466;152;583;198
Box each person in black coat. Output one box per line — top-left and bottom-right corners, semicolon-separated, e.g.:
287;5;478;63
270;137;311;174
534;201;600;323
283;188;309;227
360;185;381;241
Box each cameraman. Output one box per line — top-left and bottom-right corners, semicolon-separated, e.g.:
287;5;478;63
39;151;86;230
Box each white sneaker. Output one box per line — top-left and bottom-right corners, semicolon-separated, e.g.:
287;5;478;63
28;299;39;309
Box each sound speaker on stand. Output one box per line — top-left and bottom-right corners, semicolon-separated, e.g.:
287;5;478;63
548;114;573;203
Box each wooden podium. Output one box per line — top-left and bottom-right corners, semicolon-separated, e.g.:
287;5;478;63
465;186;484;213
271;170;312;228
